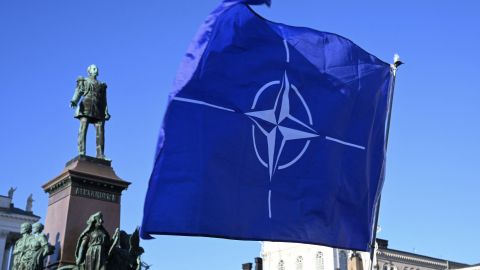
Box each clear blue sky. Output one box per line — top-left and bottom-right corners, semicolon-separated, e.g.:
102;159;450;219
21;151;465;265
1;0;479;269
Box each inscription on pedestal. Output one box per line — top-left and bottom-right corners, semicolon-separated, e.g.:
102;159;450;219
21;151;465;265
74;187;117;203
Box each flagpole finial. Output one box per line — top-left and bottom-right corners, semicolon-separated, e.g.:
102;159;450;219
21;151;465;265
392;53;403;69
393;54;400;63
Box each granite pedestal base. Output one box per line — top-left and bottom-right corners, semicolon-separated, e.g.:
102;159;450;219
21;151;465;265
42;156;130;269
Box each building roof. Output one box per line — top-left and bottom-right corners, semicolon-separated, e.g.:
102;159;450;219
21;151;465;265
376;238;471;269
0;204;40;219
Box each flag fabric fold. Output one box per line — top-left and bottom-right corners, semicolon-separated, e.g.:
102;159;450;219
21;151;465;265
142;0;392;251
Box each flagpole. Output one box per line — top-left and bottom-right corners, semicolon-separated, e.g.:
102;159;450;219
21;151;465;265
368;54;403;270
386;54;402;146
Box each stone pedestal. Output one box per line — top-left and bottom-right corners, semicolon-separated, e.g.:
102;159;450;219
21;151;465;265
42;156;130;268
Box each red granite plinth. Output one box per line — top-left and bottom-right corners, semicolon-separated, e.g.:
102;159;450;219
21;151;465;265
42;155;130;269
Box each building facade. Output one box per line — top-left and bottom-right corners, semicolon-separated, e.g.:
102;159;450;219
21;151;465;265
374;239;469;270
0;191;40;270
261;241;350;270
258;239;473;270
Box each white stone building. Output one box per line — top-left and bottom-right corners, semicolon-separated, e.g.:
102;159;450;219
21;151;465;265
261;241;352;270
454;266;480;270
259;239;473;270
0;191;40;269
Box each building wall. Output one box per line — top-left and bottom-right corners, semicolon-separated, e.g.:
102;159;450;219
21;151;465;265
261;242;350;270
375;248;464;270
260;240;473;270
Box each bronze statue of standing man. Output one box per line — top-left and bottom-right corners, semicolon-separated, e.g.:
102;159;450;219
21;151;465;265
70;65;110;160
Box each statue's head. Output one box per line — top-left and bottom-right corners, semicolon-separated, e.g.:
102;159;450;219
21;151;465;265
87;211;104;229
87;64;99;77
32;222;44;234
20;222;32;234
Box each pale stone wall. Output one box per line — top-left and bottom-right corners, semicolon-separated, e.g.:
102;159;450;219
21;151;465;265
260;241;474;270
455;266;480;270
261;241;343;270
0;196;11;209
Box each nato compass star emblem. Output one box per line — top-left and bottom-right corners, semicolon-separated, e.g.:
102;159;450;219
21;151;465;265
246;71;318;180
172;36;366;218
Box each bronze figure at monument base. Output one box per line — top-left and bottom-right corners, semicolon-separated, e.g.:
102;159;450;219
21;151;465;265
56;212;145;270
12;222;55;270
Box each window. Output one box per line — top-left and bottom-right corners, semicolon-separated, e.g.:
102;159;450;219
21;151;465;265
316;252;325;270
383;263;397;270
296;256;303;270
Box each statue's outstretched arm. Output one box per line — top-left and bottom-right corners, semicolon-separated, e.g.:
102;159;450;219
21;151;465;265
108;228;120;257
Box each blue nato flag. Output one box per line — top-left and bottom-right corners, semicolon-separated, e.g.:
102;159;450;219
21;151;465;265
141;0;392;251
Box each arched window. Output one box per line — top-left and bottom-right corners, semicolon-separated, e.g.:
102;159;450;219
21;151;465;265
278;260;285;270
339;251;348;270
316;251;325;270
296;256;303;270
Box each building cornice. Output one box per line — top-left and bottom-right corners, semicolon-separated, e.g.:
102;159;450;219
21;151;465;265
377;249;447;268
0;212;40;223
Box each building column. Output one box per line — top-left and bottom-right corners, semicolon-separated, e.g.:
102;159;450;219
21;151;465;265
1;240;13;270
8;245;14;270
0;231;7;270
1;242;10;270
334;248;340;270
